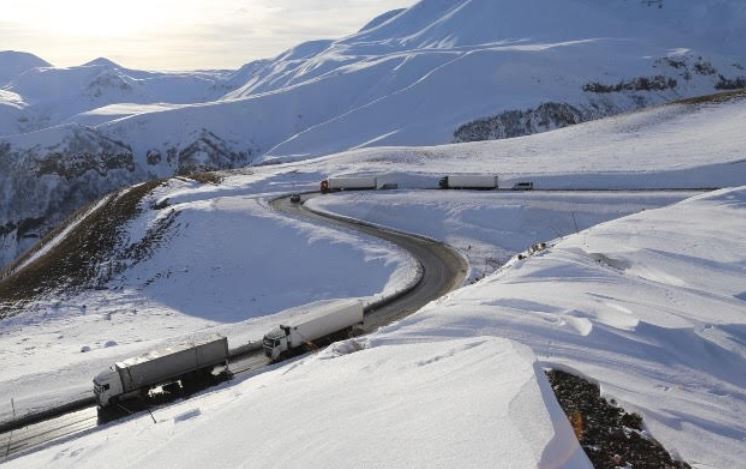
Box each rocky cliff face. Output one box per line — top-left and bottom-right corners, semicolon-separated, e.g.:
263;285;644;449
0;126;253;269
454;103;588;143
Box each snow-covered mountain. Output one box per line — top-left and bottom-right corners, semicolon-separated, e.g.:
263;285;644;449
2;91;746;468
0;51;50;86
1;0;746;268
0;56;239;136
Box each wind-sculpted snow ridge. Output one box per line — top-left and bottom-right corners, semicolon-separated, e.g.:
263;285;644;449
6;337;591;469
358;187;746;468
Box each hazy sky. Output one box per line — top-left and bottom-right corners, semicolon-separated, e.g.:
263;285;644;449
0;0;416;70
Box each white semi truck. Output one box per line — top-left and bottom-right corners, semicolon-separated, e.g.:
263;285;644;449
93;334;229;408
439;175;499;190
321;176;378;193
263;300;364;361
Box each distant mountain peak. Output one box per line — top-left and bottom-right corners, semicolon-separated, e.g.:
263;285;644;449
358;8;407;33
0;50;51;66
82;57;122;69
0;51;52;85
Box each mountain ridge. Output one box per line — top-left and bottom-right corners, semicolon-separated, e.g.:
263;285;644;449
1;0;745;269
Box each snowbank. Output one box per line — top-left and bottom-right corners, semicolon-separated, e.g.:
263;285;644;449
366;187;746;467
307;190;698;280
7;337;590;469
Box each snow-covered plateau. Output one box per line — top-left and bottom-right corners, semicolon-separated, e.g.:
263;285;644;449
2;0;746;269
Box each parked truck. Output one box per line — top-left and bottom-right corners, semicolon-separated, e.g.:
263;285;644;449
321;176;378;193
263;300;364;361
439;175;499;190
93;334;229;408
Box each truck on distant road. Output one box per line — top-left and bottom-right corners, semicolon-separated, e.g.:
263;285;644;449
263;300;364;361
439;175;498;190
321;176;378;193
93;335;229;408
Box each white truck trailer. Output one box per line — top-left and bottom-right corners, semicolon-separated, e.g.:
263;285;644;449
93;334;229;408
439;175;499;190
263;300;364;361
321;176;378;192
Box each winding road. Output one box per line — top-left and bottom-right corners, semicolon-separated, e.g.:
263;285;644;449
0;193;467;461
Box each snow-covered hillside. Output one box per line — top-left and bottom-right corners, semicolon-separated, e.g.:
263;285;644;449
4;88;746;428
331;186;746;468
2;0;745;270
2;86;745;270
0;56;236;137
98;0;746;162
0;174;417;419
0;51;50;86
9;186;746;468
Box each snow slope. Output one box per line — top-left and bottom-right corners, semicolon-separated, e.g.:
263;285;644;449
354;187;746;468
1;59;234;136
0;174;417;420
4;0;746;151
8;337;590;469
0;51;50;86
94;0;746;162
10;186;746;469
2;89;746;275
2;0;746;269
293;93;746;189
308;190;698;281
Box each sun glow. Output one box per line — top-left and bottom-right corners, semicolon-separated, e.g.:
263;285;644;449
0;0;416;69
5;0;198;38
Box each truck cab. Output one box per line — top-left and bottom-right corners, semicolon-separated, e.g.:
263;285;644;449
263;327;289;361
93;367;123;407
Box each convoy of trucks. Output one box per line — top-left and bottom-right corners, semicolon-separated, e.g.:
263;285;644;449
93;335;230;408
92;301;365;408
90;173;535;410
263;300;364;361
438;175;499;190
318;174;537;192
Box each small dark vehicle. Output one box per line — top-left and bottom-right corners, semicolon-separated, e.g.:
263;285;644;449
512;182;534;191
290;193;302;203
